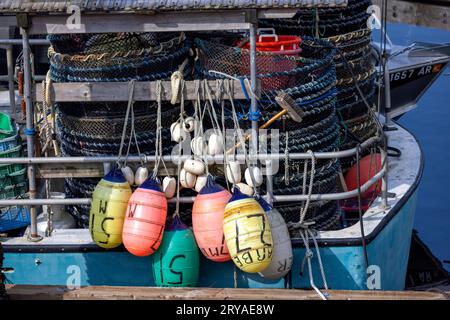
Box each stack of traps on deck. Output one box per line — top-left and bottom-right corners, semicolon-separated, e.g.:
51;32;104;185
47;28;367;232
259;0;378;169
49;32;188;227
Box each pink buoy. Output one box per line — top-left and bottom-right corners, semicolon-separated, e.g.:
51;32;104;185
122;176;168;257
192;176;232;262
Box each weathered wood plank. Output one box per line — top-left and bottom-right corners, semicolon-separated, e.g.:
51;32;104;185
29;11;251;35
35;80;256;102
37;163;104;179
5;285;449;300
36;163;179;179
372;0;450;31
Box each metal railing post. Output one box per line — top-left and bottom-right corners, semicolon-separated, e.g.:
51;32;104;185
249;23;259;163
6;45;16;120
265;159;274;205
21;27;42;242
380;137;390;210
383;61;393;128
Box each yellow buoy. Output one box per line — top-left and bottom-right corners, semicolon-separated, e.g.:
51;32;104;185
89;166;132;249
223;188;273;273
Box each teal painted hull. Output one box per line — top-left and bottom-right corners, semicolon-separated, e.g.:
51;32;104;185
3;191;418;291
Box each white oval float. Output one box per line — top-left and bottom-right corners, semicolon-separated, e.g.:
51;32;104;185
208;133;223;156
183;158;205;176
134;167;149;186
245;167;263;187
162;176;177;199
121;166;135;186
233;183;254;197
194;174;208;193
226;161;242;184
179;169;197;189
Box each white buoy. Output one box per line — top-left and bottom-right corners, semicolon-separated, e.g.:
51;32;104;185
233;183;254;197
162;176;177;199
170;122;186;142
245;167;263;187
256;197;293;280
121;166;135;186
208;133;223;156
191;136;207;157
134;167;149;186
194;174;208;193
226;161;242;184
179;168;197;189
183;117;197;133
183;158;205;176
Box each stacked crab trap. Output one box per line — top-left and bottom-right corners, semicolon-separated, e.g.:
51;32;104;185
0;113;29;232
259;0;379;169
48;32;188;227
194;35;342;231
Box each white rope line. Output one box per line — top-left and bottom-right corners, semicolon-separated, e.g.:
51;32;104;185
117;80;136;168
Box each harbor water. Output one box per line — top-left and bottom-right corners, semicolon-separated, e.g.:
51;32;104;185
383;23;450;271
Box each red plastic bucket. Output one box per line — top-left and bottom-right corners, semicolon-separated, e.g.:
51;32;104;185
241;34;302;56
236;30;302;91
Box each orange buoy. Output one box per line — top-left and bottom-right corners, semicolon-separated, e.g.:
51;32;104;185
192;176;231;262
345;153;382;199
122;176;168;257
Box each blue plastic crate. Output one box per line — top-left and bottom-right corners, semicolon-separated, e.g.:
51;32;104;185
0;205;31;232
0;134;19;152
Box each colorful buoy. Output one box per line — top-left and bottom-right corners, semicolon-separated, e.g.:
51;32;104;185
122;176;168;257
89;166;132;249
152;217;200;287
192;176;231;262
256;196;293;280
345;153;382;199
223;188;273;273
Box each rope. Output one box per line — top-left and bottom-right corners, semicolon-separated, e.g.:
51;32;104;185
299;231;329;300
356;144;370;270
173;80;186;218
299;151;316;225
154;80;170;177
40;70;60;156
226;80;258;194
117;80;136;167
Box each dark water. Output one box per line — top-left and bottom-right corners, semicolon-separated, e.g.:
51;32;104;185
378;24;450;271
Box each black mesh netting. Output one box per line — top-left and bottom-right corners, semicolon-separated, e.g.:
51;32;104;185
48;32;192;82
259;0;379;171
49;25;381;233
195;37;343;232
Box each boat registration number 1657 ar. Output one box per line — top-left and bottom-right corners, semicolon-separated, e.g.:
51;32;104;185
390;63;444;83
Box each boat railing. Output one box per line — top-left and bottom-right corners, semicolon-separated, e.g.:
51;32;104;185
0;134;387;205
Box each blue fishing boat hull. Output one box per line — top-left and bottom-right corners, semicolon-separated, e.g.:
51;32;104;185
1;123;422;291
2;191;417;291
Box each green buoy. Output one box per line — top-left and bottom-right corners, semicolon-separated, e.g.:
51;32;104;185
152;216;200;287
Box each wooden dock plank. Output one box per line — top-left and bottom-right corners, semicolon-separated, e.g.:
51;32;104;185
5;285;449;300
35;80;257;103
